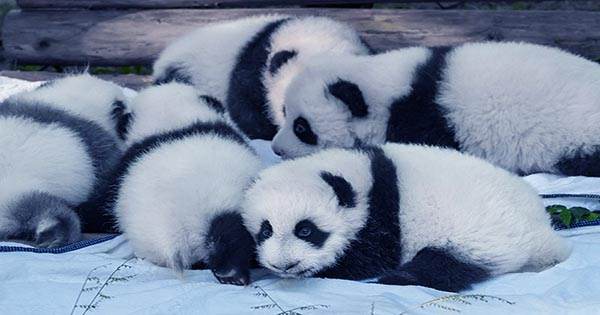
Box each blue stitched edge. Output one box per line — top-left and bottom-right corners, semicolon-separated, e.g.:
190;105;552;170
553;219;600;230
541;193;600;199
0;234;117;254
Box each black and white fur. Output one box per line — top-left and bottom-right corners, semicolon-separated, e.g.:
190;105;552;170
272;42;600;176
8;73;130;145
105;83;262;285
153;15;371;140
0;74;123;247
243;143;571;292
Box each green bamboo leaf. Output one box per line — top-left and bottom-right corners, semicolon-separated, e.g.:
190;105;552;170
583;213;600;221
546;205;567;214
569;207;590;220
559;211;573;227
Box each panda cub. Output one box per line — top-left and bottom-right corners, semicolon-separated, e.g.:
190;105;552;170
243;143;571;292
0;74;123;247
272;42;600;176
107;83;262;285
153;15;371;140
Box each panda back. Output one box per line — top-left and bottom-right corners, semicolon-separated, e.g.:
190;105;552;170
153;15;286;101
114;129;261;267
0;115;95;209
438;42;600;173
8;74;127;141
381;143;565;274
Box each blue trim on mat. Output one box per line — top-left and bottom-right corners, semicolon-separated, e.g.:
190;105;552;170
0;234;118;254
541;193;600;200
554;219;600;230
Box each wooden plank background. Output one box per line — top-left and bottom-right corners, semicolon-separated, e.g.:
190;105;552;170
15;0;513;9
4;8;600;66
0;70;152;90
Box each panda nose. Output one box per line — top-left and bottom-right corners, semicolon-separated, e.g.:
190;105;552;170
273;261;299;272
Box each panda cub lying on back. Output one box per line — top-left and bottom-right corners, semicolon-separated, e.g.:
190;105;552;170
0;74;124;246
244;143;570;292
153;15;371;140
105;83;262;285
273;42;600;176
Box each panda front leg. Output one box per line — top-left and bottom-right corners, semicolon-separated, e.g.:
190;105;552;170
377;247;490;292
206;212;256;286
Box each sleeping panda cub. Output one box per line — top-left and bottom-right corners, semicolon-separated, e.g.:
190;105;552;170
153;15;371;140
272;42;600;176
107;83;262;285
0;74;123;247
243;143;571;292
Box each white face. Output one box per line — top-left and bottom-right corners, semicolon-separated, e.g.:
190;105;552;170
271;72;357;159
243;166;366;278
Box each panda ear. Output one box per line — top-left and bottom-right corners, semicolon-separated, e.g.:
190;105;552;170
320;172;356;208
269;50;298;75
111;100;133;141
327;79;369;118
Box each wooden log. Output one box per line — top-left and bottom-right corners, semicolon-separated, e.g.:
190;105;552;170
15;0;502;9
0;70;152;90
4;9;600;66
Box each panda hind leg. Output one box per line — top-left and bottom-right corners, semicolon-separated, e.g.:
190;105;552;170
2;192;82;248
377;247;490;292
555;146;600;177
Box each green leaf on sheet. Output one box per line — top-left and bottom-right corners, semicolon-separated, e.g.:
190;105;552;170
546;205;600;228
570;207;590;219
559;211;573;227
583;213;600;221
546;205;567;215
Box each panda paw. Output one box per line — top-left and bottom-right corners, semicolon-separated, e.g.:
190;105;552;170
377;270;419;286
34;215;81;248
212;269;250;286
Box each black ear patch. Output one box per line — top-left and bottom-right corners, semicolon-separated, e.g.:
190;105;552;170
327;79;368;118
111;100;133;140
199;95;225;114
269;50;298;75
320;172;356;208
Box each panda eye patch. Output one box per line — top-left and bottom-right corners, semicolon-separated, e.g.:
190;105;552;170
293;117;318;145
294;219;330;248
257;220;273;244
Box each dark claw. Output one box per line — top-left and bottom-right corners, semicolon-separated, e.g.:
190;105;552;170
212;269;250;286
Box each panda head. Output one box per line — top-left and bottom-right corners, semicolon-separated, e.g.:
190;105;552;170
243;149;372;278
271;66;370;159
263;16;372;128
